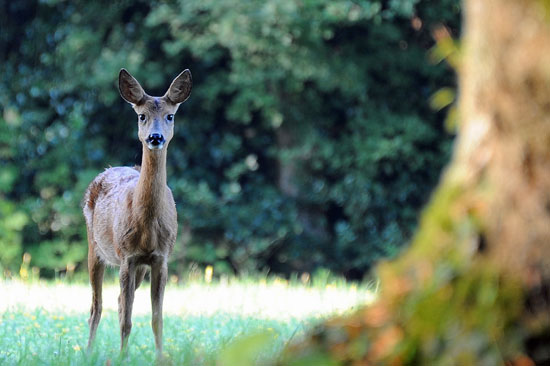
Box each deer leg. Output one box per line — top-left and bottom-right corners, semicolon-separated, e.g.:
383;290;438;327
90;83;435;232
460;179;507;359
118;258;137;352
150;258;168;356
134;265;148;291
87;236;105;351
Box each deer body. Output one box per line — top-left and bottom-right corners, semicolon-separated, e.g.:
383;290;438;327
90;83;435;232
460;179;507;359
84;165;176;265
83;69;192;355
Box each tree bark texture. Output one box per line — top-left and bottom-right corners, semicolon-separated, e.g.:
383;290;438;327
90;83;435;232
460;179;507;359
460;0;550;284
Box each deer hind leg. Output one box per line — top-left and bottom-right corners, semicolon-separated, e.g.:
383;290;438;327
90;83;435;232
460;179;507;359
150;258;168;356
118;258;137;352
87;234;105;351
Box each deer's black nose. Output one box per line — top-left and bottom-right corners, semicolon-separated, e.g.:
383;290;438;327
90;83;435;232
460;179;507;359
147;133;165;146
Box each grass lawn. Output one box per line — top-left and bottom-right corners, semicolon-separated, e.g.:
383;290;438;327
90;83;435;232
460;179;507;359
0;277;374;365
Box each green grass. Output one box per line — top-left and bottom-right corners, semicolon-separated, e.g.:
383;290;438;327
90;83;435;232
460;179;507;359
0;278;374;365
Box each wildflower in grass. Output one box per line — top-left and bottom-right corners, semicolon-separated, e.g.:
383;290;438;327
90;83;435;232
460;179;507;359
73;345;81;352
205;265;213;283
33;322;40;328
274;277;288;287
19;253;31;281
301;272;310;284
22;253;31;263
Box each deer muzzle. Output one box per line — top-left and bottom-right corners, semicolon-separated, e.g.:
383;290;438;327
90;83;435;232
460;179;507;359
146;133;165;150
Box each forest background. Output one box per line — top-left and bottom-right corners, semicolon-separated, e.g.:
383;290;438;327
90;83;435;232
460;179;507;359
0;0;460;280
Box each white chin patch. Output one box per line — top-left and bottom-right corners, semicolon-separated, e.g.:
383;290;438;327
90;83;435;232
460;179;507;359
147;143;164;150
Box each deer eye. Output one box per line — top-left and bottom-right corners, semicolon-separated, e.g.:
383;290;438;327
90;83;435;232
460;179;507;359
138;114;146;122
166;114;174;122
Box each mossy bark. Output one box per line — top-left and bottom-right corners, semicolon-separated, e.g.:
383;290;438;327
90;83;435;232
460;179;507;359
280;0;550;364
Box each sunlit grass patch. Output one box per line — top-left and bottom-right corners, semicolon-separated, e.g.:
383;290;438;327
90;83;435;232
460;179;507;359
0;310;297;366
0;278;375;366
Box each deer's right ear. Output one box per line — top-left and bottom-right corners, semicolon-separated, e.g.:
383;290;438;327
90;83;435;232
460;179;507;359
119;69;146;105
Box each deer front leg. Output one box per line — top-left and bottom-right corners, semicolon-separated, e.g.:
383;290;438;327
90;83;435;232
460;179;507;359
118;258;137;352
150;257;168;356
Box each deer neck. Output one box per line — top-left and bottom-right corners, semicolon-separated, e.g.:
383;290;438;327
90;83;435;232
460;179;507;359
134;146;167;219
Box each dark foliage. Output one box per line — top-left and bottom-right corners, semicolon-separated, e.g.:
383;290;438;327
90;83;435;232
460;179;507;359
0;0;460;278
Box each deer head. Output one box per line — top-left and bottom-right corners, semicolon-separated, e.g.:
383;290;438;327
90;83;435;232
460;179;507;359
118;69;192;151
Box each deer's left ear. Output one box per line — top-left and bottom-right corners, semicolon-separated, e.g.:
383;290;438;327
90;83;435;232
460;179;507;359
165;69;192;104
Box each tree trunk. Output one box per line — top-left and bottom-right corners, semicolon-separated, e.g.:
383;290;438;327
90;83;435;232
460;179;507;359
280;0;550;364
460;0;550;284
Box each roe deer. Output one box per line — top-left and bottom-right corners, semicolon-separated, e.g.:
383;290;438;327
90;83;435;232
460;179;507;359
83;68;192;355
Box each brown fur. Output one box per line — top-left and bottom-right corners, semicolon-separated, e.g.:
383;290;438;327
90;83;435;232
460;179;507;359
83;68;192;356
86;178;104;211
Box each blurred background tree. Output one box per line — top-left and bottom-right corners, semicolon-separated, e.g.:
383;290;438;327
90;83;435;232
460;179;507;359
277;0;550;364
0;0;460;278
